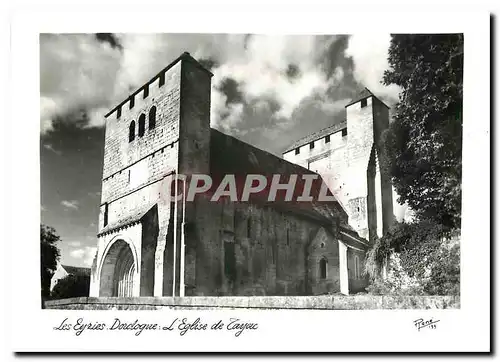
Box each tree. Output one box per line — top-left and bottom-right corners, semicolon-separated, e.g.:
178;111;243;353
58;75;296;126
382;34;463;229
51;274;90;299
41;224;61;306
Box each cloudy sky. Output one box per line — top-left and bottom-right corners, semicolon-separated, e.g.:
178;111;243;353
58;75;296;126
40;33;400;267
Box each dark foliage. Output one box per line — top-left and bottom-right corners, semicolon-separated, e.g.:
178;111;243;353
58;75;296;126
365;221;460;295
41;224;61;305
51;274;90;299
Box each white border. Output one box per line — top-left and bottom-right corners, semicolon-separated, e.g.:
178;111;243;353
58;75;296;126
5;4;491;354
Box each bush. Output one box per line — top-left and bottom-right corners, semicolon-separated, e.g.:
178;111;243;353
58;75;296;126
365;221;460;296
51;274;90;299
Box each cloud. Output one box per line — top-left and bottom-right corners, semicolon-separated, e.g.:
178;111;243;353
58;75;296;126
318;97;352;114
68;241;81;247
87;191;101;198
210;88;245;132
61;200;79;210
344;34;401;103
40;34;122;134
40;34;344;136
69;246;97;266
112;34;340;129
209;35;340;123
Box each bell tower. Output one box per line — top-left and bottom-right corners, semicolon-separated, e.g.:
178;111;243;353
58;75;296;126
90;52;213;297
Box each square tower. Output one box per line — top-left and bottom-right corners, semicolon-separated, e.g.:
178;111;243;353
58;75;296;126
283;88;394;243
345;88;393;241
90;52;213;297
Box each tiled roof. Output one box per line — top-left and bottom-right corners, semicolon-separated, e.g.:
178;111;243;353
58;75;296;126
339;225;370;250
345;87;390;108
210;128;320;177
283;120;346;154
344;87;374;107
209;128;347;222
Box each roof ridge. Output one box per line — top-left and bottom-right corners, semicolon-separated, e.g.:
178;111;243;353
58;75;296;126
282;120;347;154
212;128;320;176
345;87;390;108
61;264;90;269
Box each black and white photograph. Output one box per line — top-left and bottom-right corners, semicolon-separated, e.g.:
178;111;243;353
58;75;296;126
40;32;462;307
6;6;491;353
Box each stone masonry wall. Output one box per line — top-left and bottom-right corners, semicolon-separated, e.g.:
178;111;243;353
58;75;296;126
308;141;349;210
94;56;209;298
346;97;375;239
347;247;368;293
101;62;181;182
282;128;349;213
372;98;395;234
46;295;461;310
101;145;178;204
282;96;392;243
183;197;340;297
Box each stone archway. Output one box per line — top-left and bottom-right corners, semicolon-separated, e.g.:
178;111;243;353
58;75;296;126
99;239;137;297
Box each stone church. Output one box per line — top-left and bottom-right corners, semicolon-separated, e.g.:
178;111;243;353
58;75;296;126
89;52;393;298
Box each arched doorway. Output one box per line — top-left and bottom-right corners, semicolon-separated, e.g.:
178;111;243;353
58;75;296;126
99;240;137;297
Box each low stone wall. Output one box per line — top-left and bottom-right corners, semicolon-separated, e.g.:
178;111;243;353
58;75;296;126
45;295;460;310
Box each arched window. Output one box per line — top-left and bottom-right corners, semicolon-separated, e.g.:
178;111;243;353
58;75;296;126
138;114;145;137
320;258;327;279
129;121;135;142
149;106;156;130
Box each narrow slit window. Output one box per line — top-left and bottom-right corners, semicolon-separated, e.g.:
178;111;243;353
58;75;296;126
103;203;109;227
143;85;149;99
320;258;327;279
325;135;330;143
354;255;360;279
117;107;121;119
360;98;367;108
159;73;165;87
224;241;236;283
295;147;300;155
310;141;315;150
129;96;135;109
342;128;348;137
